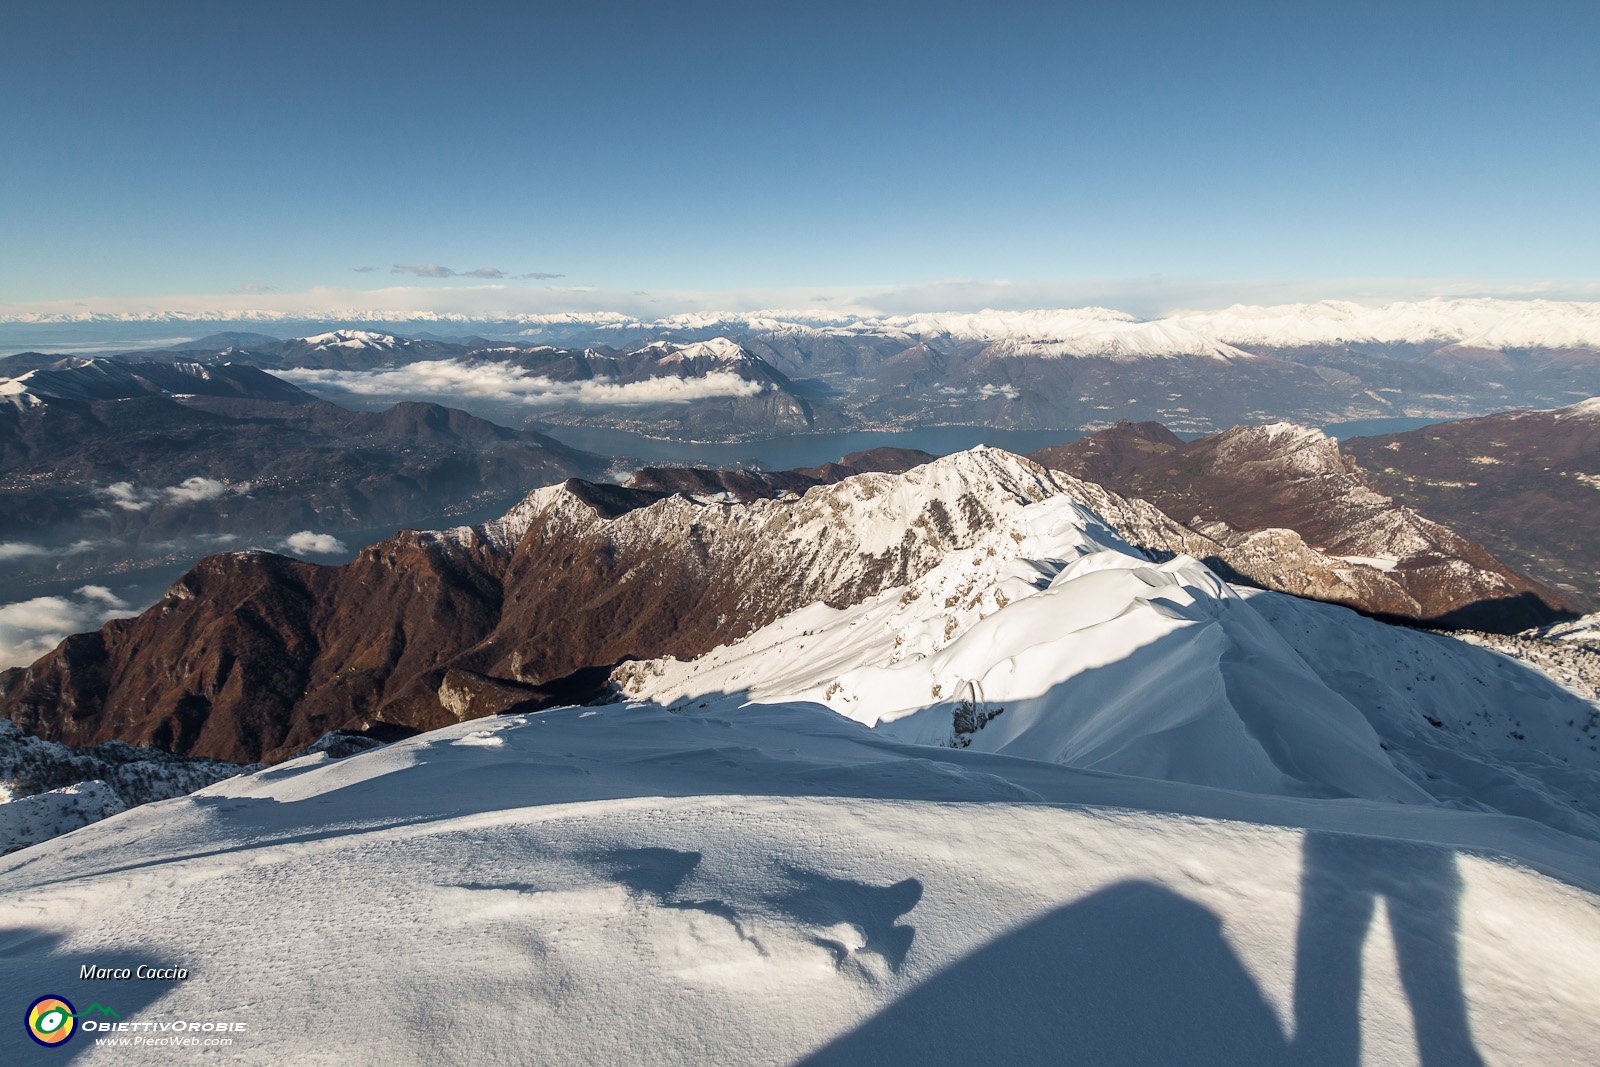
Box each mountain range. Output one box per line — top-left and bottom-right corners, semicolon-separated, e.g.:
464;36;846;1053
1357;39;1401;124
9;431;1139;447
1;432;1597;1063
0;355;605;593
12;298;1593;441
0;443;1582;767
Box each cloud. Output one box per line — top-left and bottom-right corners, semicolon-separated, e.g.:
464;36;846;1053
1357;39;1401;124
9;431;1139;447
231;283;279;294
0;585;137;669
392;263;458;278
353;266;379;273
99;477;231;510
163;477;228;504
0;540;99;561
281;531;348;556
102;482;153;511
280;361;766;406
389;264;564;281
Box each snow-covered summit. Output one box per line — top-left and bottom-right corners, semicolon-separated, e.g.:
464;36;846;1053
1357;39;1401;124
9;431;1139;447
639;336;753;364
297;329;401;350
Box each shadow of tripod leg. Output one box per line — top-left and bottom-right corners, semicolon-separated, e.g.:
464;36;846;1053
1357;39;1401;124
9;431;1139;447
1293;834;1377;1066
1388;854;1485;1067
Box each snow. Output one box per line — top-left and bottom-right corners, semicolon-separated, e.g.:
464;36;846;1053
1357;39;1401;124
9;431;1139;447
621;494;1600;835
0;373;42;410
3;448;1599;1060
639;336;752;364
1333;554;1401;572
1;702;1596;1064
1555;396;1600;419
1170;297;1600;350
9;298;1600;353
297;329;400;349
857;308;1255;361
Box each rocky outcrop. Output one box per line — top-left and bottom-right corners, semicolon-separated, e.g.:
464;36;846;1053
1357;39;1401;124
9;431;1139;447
1032;421;1572;630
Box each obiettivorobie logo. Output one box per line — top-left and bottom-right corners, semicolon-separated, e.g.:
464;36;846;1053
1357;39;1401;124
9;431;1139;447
25;995;120;1048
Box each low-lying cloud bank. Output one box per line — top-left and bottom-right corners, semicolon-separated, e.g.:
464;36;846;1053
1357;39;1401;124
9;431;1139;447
100;477;232;512
280;361;765;406
0;586;138;669
0;540;98;561
6;278;1600;325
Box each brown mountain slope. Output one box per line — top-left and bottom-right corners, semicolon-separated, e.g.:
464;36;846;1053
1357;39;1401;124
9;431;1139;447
1031;421;1573;630
1344;399;1600;610
5;449;1219;764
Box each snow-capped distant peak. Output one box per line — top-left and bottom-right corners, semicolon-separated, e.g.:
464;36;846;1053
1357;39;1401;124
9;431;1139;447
857;309;1253;361
299;329;400;350
0;373;42;410
1555;397;1600;420
640;337;751;363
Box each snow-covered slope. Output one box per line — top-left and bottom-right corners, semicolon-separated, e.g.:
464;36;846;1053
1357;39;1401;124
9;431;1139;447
297;329;402;350
1172;297;1600;350
619;494;1600;838
4;450;1600;1061
0;718;248;854
1;703;1596;1064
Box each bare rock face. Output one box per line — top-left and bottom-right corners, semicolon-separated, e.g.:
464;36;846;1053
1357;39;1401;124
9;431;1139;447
14;449;1160;763
1032;421;1572;630
1344;398;1600;610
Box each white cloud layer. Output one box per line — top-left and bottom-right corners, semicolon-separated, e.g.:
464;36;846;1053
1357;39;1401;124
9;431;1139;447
279;361;765;406
6;277;1600;324
0;585;137;669
281;531;348;556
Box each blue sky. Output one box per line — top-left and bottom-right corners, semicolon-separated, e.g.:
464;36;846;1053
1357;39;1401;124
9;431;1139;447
3;1;1597;315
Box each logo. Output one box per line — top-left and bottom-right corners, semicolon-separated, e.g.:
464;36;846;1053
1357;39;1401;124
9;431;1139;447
25;995;75;1047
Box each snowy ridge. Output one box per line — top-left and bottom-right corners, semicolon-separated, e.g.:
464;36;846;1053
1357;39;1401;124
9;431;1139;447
639;336;754;364
464;448;1208;601
297;329;401;349
619;491;1600;834
1555;396;1600;420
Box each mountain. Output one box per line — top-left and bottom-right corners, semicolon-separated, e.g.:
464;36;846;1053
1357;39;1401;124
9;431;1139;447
1;446;1597;1061
1031;421;1572;630
1344;398;1600;609
0;356;605;593
0;356;312;408
0;450;1221;763
490;336;836;438
36;298;1595;442
618;483;1600;833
